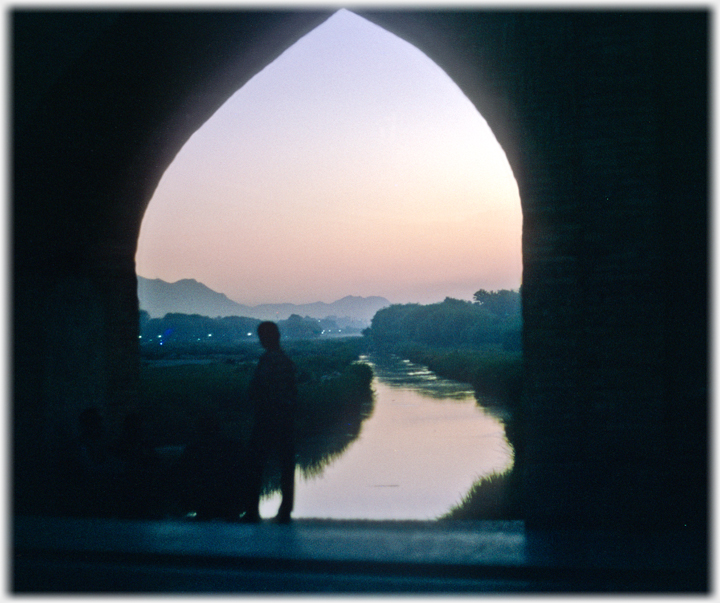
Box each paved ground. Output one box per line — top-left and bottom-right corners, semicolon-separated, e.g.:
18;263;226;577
13;515;707;593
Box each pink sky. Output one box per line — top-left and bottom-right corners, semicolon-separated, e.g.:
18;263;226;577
135;9;522;306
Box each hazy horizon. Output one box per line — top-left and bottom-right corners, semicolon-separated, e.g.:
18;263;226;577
137;274;394;307
137;274;527;307
136;9;522;307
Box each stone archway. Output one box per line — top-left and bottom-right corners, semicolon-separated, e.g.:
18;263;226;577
13;10;707;530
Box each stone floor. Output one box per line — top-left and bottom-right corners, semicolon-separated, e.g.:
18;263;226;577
12;515;707;593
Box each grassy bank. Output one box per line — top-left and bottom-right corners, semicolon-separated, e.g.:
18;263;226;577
440;470;514;520
137;336;524;521
138;337;372;448
382;343;524;521
393;344;523;411
132;337;375;516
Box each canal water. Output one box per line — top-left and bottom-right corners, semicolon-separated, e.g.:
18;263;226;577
261;355;513;520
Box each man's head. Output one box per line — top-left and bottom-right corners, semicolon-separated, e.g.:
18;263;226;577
257;321;281;350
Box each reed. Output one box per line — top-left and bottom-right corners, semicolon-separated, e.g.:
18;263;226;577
440;465;527;521
394;344;523;410
138;343;375;460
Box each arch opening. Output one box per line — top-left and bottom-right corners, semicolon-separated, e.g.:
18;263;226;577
136;9;521;308
133;9;523;522
12;8;709;559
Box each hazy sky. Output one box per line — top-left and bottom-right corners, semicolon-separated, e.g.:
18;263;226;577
135;9;522;306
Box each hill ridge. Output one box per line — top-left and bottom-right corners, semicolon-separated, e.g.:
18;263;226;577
137;276;390;324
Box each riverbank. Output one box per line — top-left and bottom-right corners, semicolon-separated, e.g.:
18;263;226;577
264;354;511;520
55;338;375;520
135;339;520;521
391;344;523;411
374;345;524;521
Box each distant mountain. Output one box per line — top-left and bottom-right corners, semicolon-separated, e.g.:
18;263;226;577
137;278;251;318
137;277;390;324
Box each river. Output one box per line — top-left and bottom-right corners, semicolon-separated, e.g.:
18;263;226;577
260;355;513;520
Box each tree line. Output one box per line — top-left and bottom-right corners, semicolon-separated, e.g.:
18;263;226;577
139;311;356;348
139;288;521;351
365;289;521;351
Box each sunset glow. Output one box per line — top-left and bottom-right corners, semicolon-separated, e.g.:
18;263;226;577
135;9;522;306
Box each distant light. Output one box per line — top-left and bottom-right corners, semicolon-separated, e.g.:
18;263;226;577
138;335;142;339
208;333;212;337
247;332;252;336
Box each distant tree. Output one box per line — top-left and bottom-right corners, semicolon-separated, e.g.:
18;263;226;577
217;316;262;341
368;297;519;349
368;303;420;348
279;314;322;339
318;317;340;333
139;312;261;344
473;289;521;318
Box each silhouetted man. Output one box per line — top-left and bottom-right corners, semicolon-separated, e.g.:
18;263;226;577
243;321;297;523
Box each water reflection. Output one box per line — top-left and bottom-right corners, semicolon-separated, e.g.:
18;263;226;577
261;354;513;520
367;354;476;400
260;363;375;492
295;396;375;480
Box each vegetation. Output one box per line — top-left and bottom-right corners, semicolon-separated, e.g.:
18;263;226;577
393;345;522;410
139;360;254;447
21;331;368;522
135;289;524;521
365;290;522;410
131;336;374;516
440;470;515;521
363;289;524;521
139;337;372;447
139;311;362;352
472;288;521;318
366;292;521;352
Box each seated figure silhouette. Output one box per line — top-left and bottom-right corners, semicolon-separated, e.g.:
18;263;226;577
243;321;298;524
174;413;245;521
61;407;123;517
113;411;162;518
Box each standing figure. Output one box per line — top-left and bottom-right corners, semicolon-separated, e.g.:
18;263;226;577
243;321;298;523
